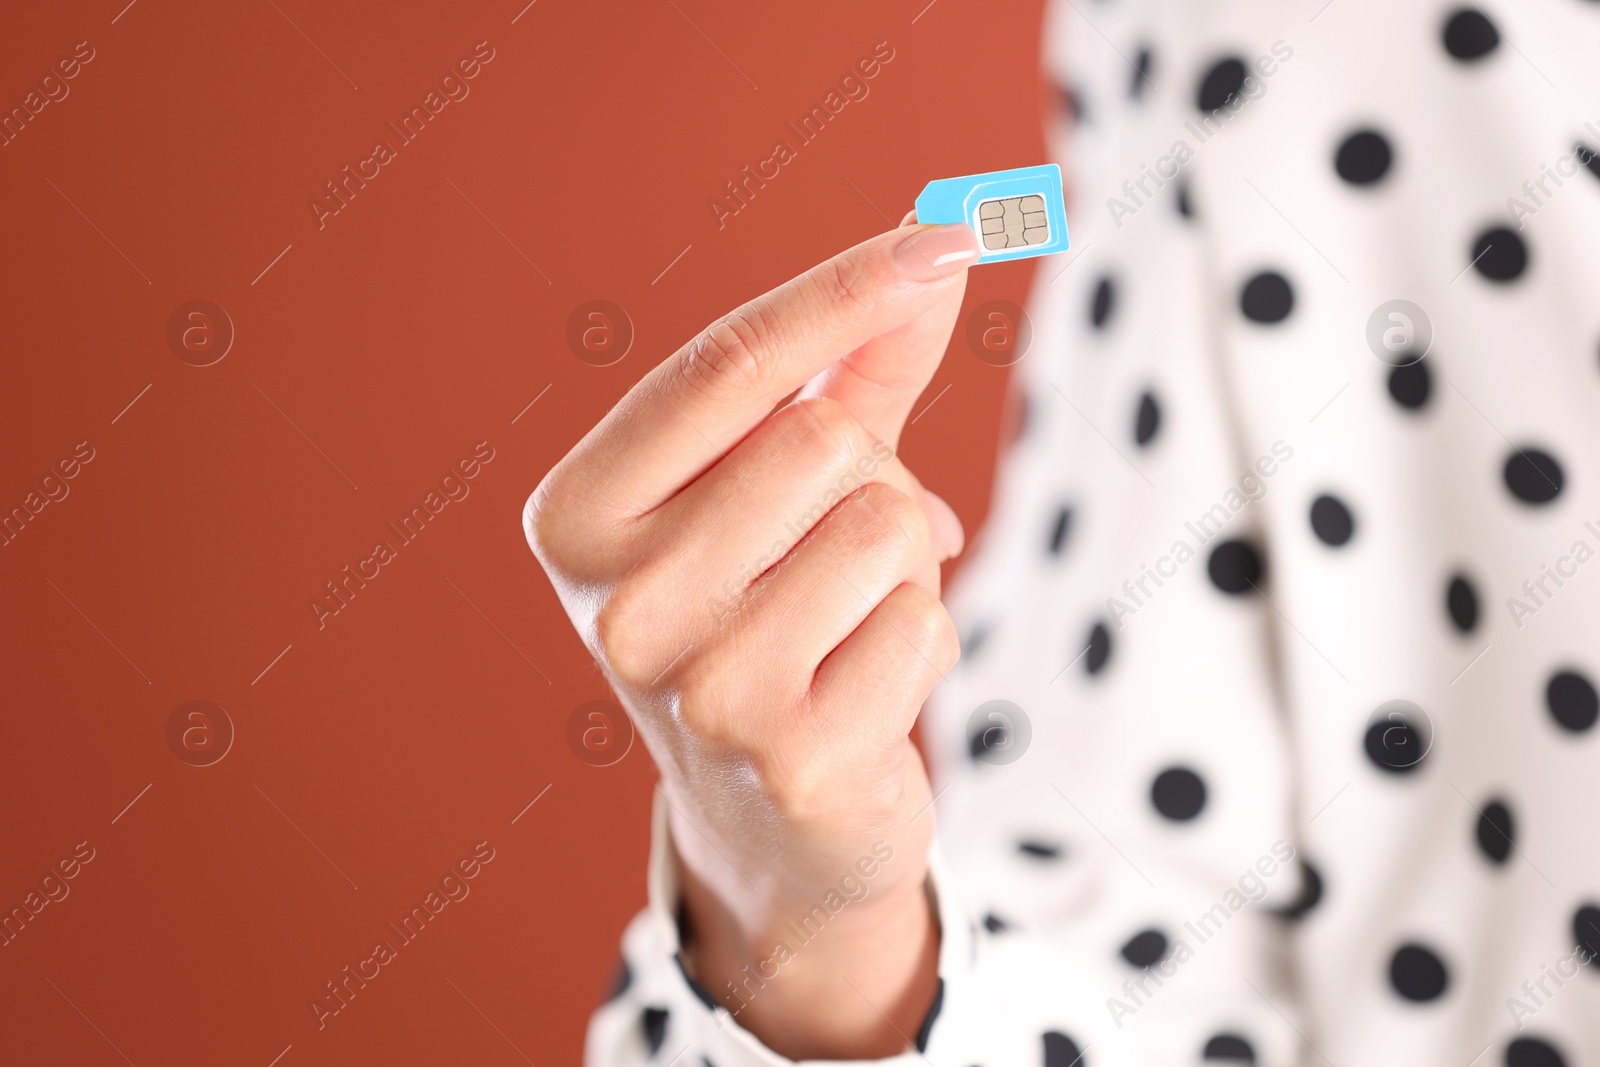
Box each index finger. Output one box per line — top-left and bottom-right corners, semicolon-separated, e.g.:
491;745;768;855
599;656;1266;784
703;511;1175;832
550;222;980;519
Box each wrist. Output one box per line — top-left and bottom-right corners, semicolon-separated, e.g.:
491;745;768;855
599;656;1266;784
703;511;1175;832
674;834;940;1059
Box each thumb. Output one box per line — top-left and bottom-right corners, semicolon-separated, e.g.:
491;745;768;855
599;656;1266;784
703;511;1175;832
797;221;978;451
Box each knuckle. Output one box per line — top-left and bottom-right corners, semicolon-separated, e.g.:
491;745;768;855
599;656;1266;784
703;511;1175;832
673;656;740;734
800;255;871;326
522;474;571;567
876;579;960;671
787;396;868;460
894;584;960;668
851;482;930;556
673;303;775;399
522;465;608;575
673;656;788;769
591;582;660;688
521;487;549;556
760;754;834;821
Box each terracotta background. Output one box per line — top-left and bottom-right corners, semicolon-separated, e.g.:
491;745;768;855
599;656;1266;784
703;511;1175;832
0;0;1045;1062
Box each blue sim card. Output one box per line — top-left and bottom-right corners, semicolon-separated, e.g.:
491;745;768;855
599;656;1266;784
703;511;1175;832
914;163;1069;264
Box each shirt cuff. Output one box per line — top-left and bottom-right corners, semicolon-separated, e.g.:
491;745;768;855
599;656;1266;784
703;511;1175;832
584;790;975;1067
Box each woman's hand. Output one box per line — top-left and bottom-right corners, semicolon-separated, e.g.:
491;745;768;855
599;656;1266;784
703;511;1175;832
524;220;980;1058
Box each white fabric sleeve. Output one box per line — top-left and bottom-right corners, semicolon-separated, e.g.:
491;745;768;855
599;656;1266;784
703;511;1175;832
583;792;979;1067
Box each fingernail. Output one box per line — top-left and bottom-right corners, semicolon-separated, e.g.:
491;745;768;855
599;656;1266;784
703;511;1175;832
923;489;966;560
893;224;980;282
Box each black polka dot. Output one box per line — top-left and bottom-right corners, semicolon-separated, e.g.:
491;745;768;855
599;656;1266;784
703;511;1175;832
1447;573;1480;633
1472;226;1528;282
1130;47;1153;100
1048;505;1074;556
1240;271;1294;324
1335;129;1393;185
1043;1031;1087;1067
1057;83;1086;124
1503;449;1565;505
1573;904;1600;960
961;623;992;660
1175;178;1194;220
1507;1038;1567;1067
1546;670;1598;733
1310;494;1356;546
1208;539;1263;595
1197;57;1248;112
969;718;1013;762
1085;621;1112;675
642;1007;669;1056
1388;359;1432;410
1120;928;1170;967
982;911;1011;933
1577;142;1600;184
1475;799;1515;865
1151;766;1207;821
1365;716;1428;774
1090;276;1116;329
1389;942;1449;1002
1202;1034;1257;1063
1442;9;1500;61
1276;859;1324;921
1017;839;1063;861
1134;391;1161;446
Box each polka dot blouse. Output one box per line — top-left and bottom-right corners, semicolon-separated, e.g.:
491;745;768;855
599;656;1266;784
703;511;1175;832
586;0;1600;1062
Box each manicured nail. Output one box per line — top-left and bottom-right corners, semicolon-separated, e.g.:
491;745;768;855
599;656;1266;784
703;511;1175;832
893;224;980;282
923;489;966;560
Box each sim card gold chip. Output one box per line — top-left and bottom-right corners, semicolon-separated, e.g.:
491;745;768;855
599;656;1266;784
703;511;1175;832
977;195;1049;250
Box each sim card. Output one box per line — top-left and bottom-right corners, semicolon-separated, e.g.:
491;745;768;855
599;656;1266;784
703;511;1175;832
914;163;1068;263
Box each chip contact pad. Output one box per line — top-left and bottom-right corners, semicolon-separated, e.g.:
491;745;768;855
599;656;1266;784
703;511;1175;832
977;195;1049;249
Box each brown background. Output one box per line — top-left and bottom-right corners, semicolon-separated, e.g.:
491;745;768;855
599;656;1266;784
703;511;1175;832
0;0;1045;1062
